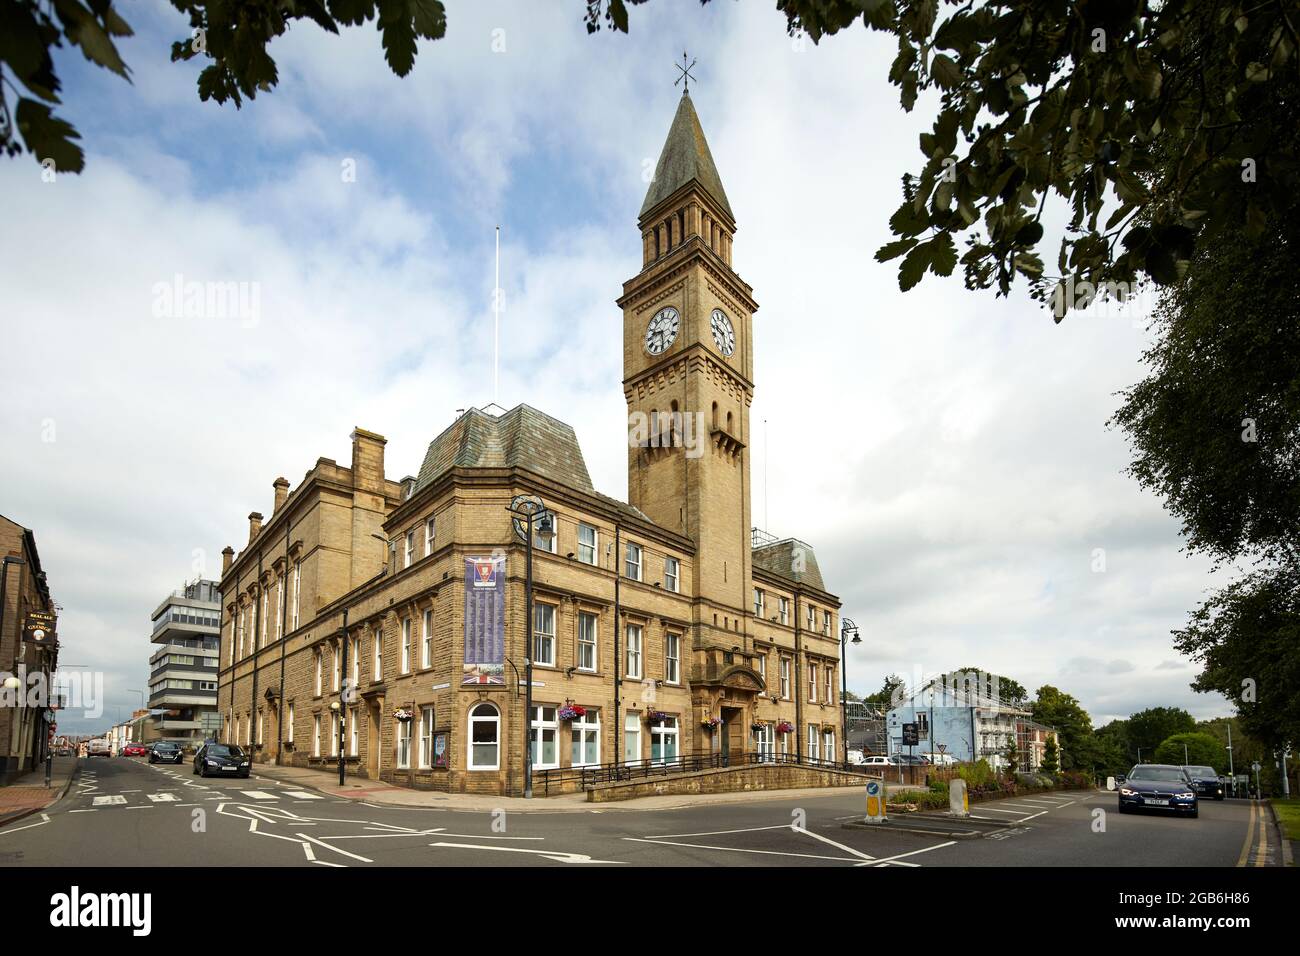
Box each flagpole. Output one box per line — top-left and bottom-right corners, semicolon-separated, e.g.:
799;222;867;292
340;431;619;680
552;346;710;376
494;225;501;405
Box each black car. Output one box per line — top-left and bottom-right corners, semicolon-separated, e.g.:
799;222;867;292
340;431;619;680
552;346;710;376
1182;765;1225;800
193;742;251;778
149;741;184;765
1118;764;1198;817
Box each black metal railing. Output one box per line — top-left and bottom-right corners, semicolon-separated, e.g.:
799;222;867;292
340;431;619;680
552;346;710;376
536;750;863;795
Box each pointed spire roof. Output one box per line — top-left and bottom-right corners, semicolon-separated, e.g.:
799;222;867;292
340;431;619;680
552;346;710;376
640;92;733;221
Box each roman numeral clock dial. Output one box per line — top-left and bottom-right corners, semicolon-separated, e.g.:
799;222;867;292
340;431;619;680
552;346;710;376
645;306;679;355
710;308;735;356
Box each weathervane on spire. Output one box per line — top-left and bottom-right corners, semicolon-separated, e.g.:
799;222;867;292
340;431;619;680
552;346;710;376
674;51;697;94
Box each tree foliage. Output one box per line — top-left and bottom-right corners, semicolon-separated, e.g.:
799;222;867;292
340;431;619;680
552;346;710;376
949;665;1028;707
1126;706;1196;757
591;0;1300;317
1040;733;1060;775
864;673;907;706
1153;730;1227;770
1174;566;1300;752
1030;685;1096;771
0;0;447;174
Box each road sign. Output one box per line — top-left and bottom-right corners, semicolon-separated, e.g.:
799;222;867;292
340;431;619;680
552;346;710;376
902;722;919;746
864;778;887;823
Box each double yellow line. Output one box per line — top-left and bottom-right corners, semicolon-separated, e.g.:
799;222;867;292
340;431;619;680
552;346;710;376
1236;799;1271;867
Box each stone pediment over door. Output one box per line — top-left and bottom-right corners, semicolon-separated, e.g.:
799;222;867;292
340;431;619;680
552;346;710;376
708;665;765;695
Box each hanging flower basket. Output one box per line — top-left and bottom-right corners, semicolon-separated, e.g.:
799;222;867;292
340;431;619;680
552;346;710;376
558;704;586;721
776;720;795;735
701;716;722;731
750;722;767;733
392;708;415;722
645;710;672;723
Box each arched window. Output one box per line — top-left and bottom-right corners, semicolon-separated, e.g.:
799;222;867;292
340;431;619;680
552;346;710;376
711;402;718;430
468;703;500;770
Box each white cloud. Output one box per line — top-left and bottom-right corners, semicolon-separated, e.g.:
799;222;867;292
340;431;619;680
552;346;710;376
1;0;1229;732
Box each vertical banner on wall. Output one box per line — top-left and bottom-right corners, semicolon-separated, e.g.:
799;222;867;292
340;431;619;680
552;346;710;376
462;555;506;685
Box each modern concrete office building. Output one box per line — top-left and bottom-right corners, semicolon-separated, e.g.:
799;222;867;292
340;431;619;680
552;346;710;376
147;579;221;744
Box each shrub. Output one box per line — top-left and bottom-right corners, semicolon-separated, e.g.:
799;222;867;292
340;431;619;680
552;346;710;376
958;759;996;790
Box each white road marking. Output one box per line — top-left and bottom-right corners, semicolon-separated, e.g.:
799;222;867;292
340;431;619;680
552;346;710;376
0;814;52;836
147;793;179;802
970;806;1032;815
429;841;622;864
623;836;856;864
651;824;794;839
794;826;876;862
240;791;279;801
92;796;127;806
296;832;373;863
281;791;323;800
859;841;957;866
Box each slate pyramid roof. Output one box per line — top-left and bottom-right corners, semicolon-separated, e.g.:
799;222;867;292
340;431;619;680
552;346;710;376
414;405;594;494
751;538;827;592
640;92;734;220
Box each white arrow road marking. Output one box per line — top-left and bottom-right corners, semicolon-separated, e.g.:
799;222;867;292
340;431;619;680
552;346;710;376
429;842;624;864
92;796;126;806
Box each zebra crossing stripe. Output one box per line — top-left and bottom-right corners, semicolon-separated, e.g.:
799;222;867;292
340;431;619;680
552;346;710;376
147;793;180;802
92;796;127;806
240;791;279;801
282;791;323;800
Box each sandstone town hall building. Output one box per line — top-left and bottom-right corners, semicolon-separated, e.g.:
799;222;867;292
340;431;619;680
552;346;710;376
216;93;844;796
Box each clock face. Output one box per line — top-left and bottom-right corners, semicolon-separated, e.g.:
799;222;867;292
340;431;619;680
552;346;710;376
644;307;679;355
710;309;736;356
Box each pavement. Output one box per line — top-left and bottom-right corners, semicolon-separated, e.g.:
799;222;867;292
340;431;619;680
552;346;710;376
0;755;1284;868
0;755;78;827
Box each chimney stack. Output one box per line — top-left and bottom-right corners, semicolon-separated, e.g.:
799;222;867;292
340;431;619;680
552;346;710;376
248;512;263;544
221;546;234;574
350;428;387;494
273;477;290;512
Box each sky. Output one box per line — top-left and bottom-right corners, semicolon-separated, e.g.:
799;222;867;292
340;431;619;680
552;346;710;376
0;0;1233;735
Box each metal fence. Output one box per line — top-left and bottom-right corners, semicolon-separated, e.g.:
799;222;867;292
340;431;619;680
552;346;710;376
536;750;859;796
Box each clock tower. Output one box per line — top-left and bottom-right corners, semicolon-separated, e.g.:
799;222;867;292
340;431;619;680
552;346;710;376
618;91;758;641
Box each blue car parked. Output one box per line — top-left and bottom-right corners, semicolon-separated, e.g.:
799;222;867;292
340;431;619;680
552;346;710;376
1118;764;1198;818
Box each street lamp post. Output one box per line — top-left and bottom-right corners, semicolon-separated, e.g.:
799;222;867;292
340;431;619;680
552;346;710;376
839;617;860;767
506;496;553;799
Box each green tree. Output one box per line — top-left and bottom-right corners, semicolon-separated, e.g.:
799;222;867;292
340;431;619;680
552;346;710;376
590;0;1300;313
864;674;907;707
949;666;1028;708
1030;685;1095;772
1003;733;1018;775
1153;732;1228;772
1126;707;1196;759
0;0;448;173
1040;734;1060;776
1174;567;1300;753
1094;720;1134;776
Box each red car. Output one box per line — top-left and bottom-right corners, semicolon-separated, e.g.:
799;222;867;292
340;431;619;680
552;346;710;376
121;743;148;757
